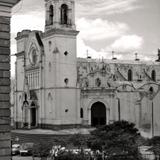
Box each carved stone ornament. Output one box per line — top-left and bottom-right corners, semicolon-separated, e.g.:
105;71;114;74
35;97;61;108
53;47;59;54
95;78;101;87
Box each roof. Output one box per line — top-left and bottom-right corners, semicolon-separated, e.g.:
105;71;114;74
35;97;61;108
77;57;160;66
0;0;21;6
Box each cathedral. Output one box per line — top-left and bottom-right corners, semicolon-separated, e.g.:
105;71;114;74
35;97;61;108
14;0;160;137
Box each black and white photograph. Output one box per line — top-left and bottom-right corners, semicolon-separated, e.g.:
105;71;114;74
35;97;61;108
0;0;160;159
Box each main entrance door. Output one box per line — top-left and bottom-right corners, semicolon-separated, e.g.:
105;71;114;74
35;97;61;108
91;102;106;127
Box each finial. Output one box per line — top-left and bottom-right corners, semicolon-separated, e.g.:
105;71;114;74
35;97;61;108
87;49;91;59
135;52;140;61
112;51;117;60
156;48;160;62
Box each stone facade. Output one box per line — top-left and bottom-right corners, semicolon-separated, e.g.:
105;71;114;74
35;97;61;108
0;0;20;159
14;0;160;138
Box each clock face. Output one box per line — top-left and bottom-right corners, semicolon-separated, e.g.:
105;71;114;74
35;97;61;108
29;48;37;65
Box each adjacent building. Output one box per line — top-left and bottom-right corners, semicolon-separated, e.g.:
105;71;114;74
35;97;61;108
14;0;160;138
0;0;20;159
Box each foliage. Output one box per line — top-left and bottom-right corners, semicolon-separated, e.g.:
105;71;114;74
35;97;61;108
32;141;53;158
69;134;89;149
88;120;141;160
53;137;68;147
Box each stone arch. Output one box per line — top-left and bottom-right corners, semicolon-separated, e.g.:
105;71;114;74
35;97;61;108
91;102;106;126
61;4;68;24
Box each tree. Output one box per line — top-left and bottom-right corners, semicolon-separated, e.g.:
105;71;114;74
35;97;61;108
69;134;89;149
88;120;142;160
32;141;53;160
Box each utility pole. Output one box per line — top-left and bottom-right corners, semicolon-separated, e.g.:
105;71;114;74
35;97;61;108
152;101;154;137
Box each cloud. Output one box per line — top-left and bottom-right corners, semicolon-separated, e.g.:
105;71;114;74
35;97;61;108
76;0;139;17
77;37;109;59
11;14;45;34
77;18;129;41
12;0;44;15
77;37;152;61
110;35;143;52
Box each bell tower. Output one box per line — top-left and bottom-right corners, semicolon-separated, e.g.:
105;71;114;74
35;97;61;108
42;0;80;126
45;0;76;31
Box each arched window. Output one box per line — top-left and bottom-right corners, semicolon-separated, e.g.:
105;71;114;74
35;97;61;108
128;69;133;81
49;62;52;72
32;49;37;64
49;5;54;25
49;41;52;51
48;93;52;100
61;4;68;25
48;93;52;113
151;70;156;81
64;78;69;85
80;108;83;118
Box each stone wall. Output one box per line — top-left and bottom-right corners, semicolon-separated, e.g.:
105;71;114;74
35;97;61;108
0;0;20;159
0;16;11;160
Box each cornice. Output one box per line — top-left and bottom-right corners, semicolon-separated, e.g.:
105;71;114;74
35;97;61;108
42;28;79;38
15;51;24;57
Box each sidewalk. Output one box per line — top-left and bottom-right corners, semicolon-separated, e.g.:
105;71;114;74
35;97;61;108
12;128;95;135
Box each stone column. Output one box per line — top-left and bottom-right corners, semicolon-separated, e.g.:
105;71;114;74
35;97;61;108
28;109;31;129
0;0;20;159
21;107;24;128
106;108;110;125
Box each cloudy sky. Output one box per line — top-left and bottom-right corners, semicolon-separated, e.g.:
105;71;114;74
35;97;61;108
11;0;160;76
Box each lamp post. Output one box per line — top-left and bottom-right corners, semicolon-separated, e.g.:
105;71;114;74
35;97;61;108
151;101;154;137
117;97;121;121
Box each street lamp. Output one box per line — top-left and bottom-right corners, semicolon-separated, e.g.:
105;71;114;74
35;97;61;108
151;101;154;137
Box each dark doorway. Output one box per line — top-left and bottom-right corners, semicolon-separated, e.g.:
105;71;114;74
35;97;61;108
31;108;36;127
91;102;106;127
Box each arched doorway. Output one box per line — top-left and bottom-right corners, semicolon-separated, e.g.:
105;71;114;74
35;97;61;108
30;102;36;127
91;102;106;127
